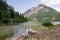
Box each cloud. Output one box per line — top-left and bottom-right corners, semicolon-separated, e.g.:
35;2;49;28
41;0;60;12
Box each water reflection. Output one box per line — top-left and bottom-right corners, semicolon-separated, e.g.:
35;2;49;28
13;22;40;36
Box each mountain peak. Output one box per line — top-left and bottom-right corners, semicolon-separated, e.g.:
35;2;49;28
38;4;45;6
24;4;60;22
24;4;57;18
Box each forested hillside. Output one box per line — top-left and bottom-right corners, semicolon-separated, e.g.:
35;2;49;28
0;0;28;24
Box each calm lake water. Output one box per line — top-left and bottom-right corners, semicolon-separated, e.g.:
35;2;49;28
13;22;60;36
3;22;60;40
13;22;40;36
0;22;60;40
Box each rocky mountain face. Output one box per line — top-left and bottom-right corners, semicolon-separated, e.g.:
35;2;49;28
24;4;60;22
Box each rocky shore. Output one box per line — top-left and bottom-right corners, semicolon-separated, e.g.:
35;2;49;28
11;25;60;40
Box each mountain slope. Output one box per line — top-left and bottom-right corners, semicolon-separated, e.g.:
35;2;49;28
24;4;60;22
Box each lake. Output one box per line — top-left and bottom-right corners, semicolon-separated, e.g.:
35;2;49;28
13;22;40;36
0;22;60;40
14;22;60;36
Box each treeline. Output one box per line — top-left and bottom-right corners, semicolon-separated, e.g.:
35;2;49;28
0;0;28;24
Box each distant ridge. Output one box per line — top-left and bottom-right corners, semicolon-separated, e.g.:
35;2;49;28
24;4;60;22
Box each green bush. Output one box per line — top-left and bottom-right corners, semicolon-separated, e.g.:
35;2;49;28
42;21;53;27
2;18;9;24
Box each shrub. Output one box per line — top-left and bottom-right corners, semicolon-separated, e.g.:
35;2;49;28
42;21;53;27
2;18;9;24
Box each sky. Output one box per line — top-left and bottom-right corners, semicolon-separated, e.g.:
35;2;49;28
7;0;60;13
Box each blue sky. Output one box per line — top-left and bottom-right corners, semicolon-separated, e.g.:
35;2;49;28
7;0;41;13
7;0;60;13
